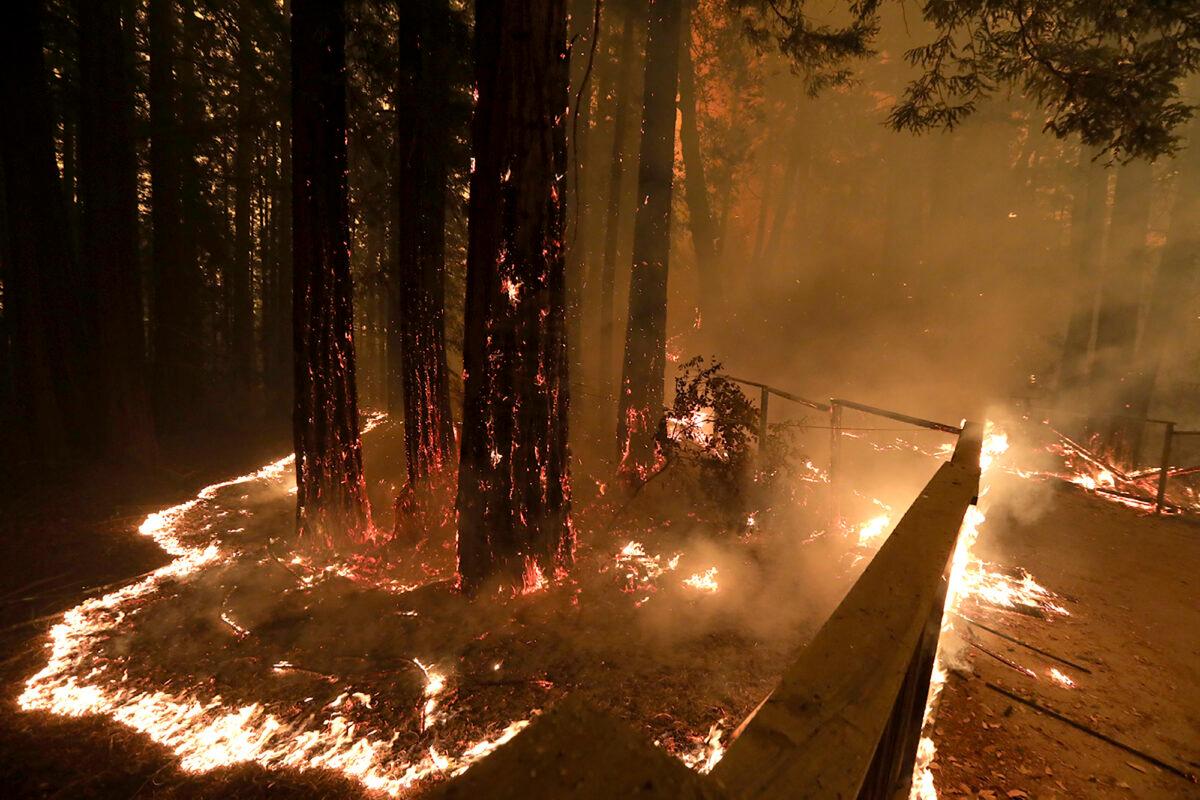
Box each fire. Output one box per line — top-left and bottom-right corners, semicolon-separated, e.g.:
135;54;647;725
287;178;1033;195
682;567;719;593
676;721;725;774
1047;667;1076;689
856;513;892;547
666;407;716;447
19;423;538;797
613;540;681;593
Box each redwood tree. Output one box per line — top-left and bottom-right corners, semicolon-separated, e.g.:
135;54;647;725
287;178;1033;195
291;0;372;547
457;0;573;593
394;0;456;485
616;0;683;481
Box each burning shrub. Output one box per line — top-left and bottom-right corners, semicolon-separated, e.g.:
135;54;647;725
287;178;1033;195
659;357;807;530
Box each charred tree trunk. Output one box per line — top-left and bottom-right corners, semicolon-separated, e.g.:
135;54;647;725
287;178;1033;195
677;3;721;316
597;12;637;404
1058;150;1109;399
291;0;372;548
457;0;573;593
230;0;257;405
394;0;456;484
616;0;682;481
76;0;157;461
0;0;88;459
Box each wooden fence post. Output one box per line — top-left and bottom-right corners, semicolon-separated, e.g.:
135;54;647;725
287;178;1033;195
830;400;843;530
1156;421;1174;515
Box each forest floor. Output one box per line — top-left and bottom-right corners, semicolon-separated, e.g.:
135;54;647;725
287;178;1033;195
0;421;1196;799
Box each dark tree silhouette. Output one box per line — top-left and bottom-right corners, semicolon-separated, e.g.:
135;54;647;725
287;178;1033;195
394;0;456;486
616;0;682;482
291;0;373;548
457;0;573;593
76;0;157;462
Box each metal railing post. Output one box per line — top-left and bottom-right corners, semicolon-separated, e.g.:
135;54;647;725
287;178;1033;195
830;400;843;530
1156;421;1174;515
759;385;770;457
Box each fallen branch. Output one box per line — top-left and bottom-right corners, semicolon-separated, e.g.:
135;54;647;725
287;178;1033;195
951;612;1092;673
966;638;1036;678
984;681;1197;784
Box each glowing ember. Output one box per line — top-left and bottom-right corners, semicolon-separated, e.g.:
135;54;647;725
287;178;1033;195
682;567;719;593
675;721;725;774
856;513;892;547
1048;667;1076;689
613;540;681;593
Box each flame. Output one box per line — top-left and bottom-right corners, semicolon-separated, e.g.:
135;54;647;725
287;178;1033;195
856;513;892;547
19;419;537;797
1047;667;1076;689
682;567;719;593
676;721;725;774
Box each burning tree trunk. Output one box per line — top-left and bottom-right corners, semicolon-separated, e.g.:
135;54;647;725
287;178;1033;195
678;3;722;317
1058;150;1109;399
597;11;637;405
616;0;683;481
76;0;157;461
394;0;456;485
230;0;258;405
290;0;373;548
457;0;573;593
0;0;89;459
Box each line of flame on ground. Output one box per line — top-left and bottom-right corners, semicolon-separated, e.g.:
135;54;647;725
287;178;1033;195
18;415;539;797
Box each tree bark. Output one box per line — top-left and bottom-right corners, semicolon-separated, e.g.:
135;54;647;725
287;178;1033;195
616;0;682;481
596;12;637;404
677;2;721;316
394;0;456;484
0;0;89;459
457;0;573;593
291;0;373;548
76;0;157;461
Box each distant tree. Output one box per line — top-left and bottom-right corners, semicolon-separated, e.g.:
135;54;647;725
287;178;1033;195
76;0;157;461
457;0;573;593
230;0;259;406
0;0;89;459
616;0;684;482
394;0;456;485
291;0;373;548
1058;149;1109;398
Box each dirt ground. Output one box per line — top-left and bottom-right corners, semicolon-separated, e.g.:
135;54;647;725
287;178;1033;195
930;478;1200;799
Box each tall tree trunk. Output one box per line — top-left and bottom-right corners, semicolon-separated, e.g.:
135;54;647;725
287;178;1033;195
76;0;157;461
291;0;372;548
149;0;203;429
677;2;721;316
616;0;682;480
596;12;637;403
1058;150;1109;398
1126;123;1200;423
230;0;257;405
457;0;573;594
266;52;294;420
566;0;596;391
394;0;456;484
0;0;88;459
1092;161;1152;409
